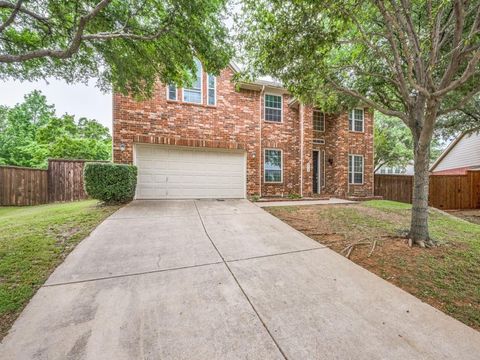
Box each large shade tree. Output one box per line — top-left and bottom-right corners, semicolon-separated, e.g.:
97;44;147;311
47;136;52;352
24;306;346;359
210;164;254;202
238;0;480;247
0;0;232;96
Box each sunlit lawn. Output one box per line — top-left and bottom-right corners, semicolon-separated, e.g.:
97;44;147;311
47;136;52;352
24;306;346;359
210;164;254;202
0;200;121;339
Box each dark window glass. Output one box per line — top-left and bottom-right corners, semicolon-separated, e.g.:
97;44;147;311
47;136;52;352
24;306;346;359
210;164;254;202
264;94;282;122
349;109;364;132
348;155;363;184
264;149;282;182
167;85;177;100
313;110;325;131
208;74;216;105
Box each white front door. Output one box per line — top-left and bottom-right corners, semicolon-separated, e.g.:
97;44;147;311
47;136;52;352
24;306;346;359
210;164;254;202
134;144;246;199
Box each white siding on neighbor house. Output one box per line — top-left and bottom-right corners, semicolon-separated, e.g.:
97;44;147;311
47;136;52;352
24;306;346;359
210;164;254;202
433;131;480;172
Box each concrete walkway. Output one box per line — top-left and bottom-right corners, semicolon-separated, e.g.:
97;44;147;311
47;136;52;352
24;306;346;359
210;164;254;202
1;199;479;359
255;198;355;207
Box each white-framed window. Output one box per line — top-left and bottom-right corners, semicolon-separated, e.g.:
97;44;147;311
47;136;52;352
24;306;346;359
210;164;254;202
264;94;282;122
348;154;364;184
349;108;364;132
183;58;202;104
313;110;325;132
167;84;177;101
207;74;216;105
264;149;283;183
313;138;325;145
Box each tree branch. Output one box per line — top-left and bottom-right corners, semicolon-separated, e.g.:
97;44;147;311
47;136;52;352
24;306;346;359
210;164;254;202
82;25;170;41
438;0;466;90
438;84;480;115
0;0;113;63
434;50;480;97
0;0;23;33
328;80;408;121
0;0;49;24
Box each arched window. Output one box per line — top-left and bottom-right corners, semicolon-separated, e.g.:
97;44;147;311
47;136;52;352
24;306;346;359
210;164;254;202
183;59;202;104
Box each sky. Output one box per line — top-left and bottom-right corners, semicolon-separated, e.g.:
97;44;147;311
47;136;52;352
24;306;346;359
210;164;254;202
0;79;113;132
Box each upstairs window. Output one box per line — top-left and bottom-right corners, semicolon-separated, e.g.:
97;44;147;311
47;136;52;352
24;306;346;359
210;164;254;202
183;59;202;104
167;85;177;101
264;149;283;183
349;108;364;132
313;110;325;132
264;94;282;122
207;74;216;105
348;155;364;184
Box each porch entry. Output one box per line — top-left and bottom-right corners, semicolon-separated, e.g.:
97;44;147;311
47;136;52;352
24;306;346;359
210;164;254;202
313;150;325;194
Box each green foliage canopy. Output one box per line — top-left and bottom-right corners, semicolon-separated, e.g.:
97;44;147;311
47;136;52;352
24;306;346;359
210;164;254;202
0;0;232;98
374;113;413;171
237;1;480;117
436;95;480;140
0;90;111;168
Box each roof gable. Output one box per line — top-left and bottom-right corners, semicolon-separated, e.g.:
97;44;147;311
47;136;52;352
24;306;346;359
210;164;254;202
430;129;480;172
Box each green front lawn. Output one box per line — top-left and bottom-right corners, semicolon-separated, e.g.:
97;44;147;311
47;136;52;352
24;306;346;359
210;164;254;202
0;200;121;339
266;200;480;330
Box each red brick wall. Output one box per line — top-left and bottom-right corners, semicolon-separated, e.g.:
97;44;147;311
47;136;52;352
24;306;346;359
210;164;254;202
113;66;374;198
306;108;374;197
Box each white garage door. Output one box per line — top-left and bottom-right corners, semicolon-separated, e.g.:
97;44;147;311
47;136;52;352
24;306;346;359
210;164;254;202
134;144;246;199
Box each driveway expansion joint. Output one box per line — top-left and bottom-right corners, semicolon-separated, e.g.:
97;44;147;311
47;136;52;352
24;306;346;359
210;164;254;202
193;200;289;360
105;214;200;221
43;261;224;288
226;246;328;263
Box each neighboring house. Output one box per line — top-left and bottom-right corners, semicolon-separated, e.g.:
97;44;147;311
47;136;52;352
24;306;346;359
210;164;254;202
113;61;374;199
430;129;480;175
376;163;414;176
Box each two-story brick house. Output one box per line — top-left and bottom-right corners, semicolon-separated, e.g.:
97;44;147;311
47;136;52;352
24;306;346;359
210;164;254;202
113;61;374;199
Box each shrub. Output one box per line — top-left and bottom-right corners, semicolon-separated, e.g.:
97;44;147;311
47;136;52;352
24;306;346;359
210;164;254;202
250;194;260;202
287;193;302;199
84;162;137;204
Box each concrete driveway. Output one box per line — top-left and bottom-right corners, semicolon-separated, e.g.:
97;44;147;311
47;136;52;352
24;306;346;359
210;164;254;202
1;199;479;359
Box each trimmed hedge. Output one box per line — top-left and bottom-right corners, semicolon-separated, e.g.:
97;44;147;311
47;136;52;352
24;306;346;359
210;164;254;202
84;162;137;204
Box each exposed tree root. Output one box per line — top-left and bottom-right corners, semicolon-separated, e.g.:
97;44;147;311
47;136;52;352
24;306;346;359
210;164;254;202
368;239;378;257
341;238;371;258
407;236;437;248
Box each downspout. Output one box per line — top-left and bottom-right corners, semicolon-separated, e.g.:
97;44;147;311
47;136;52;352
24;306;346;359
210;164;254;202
300;103;304;197
259;85;265;198
347;112;351;197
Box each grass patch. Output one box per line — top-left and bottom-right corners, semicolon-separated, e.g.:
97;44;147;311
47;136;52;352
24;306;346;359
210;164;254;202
0;200;121;339
266;200;480;330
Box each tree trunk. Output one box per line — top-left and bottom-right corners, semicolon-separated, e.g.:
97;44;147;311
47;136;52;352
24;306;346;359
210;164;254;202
409;106;437;248
410;140;431;246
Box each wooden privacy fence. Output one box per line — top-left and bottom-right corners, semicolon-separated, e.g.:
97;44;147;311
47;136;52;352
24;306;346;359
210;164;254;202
0;159;102;206
0;166;48;206
374;175;413;205
48;159;88;203
375;171;480;210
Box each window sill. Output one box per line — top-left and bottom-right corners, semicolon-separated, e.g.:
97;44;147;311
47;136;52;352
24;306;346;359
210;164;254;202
348;130;365;134
264;181;284;184
264;119;283;124
166;100;217;109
